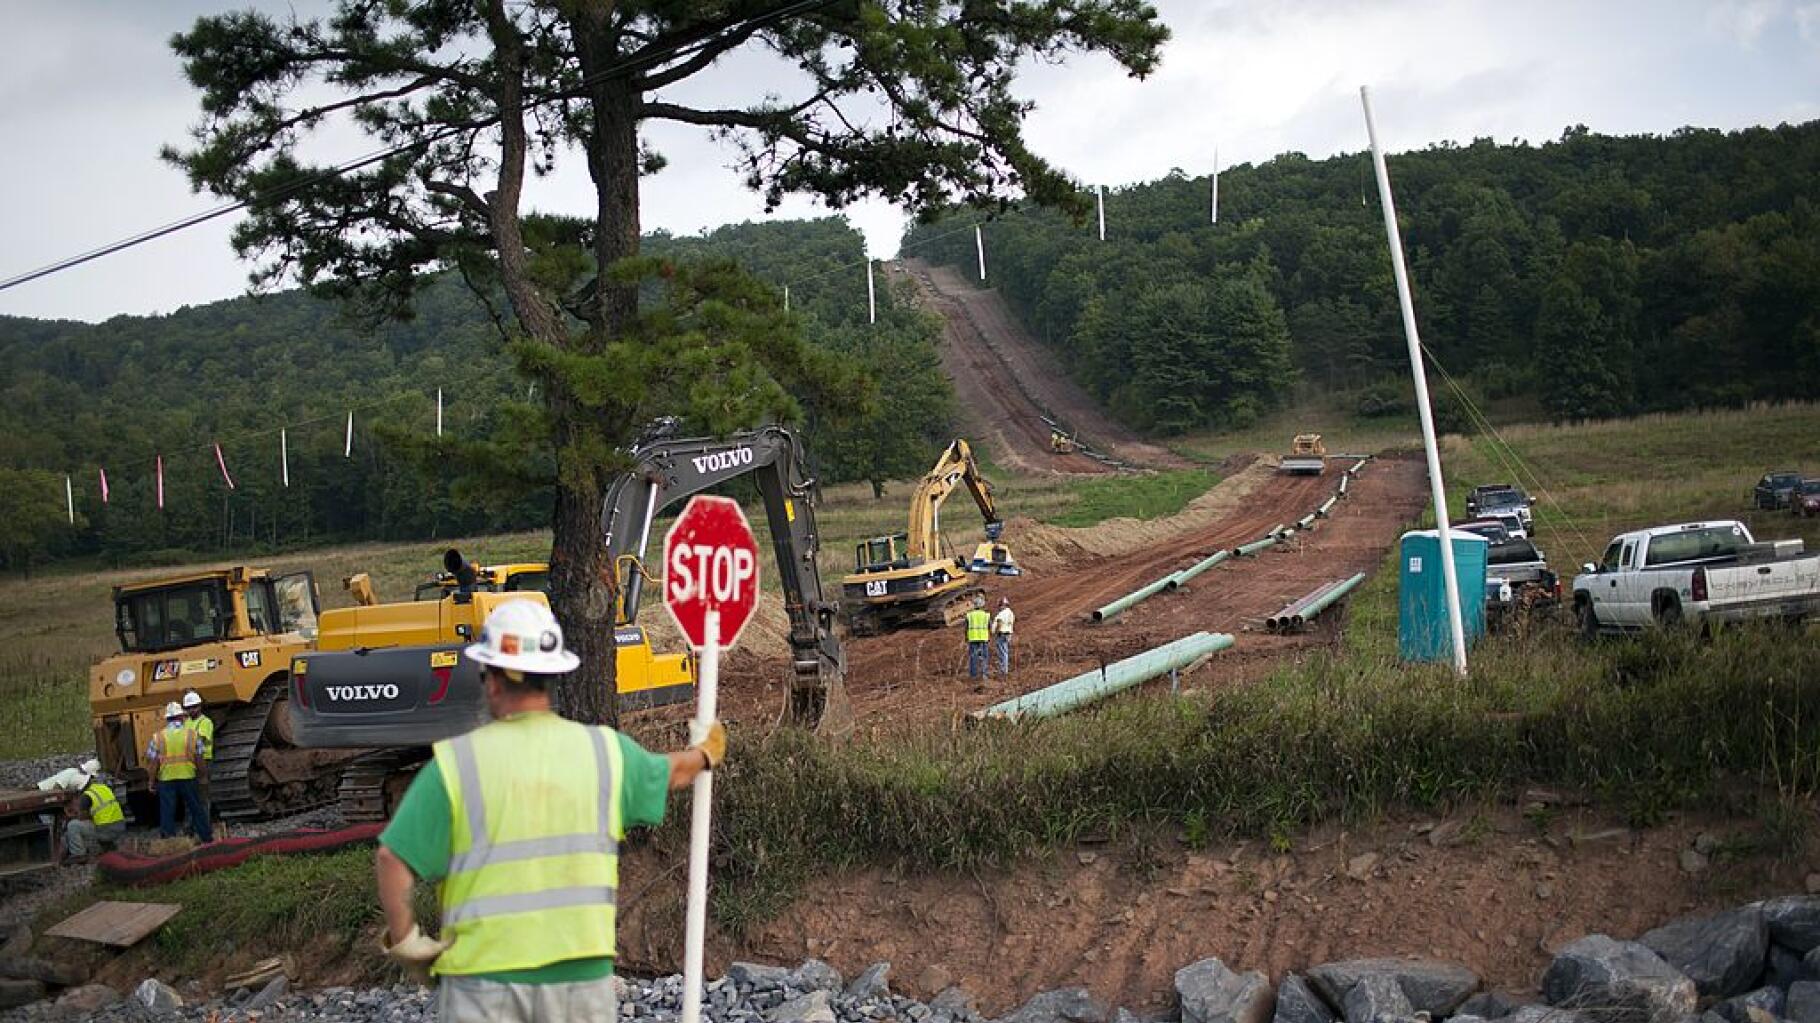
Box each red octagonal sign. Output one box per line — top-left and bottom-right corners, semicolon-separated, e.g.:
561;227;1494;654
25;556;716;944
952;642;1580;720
663;495;761;650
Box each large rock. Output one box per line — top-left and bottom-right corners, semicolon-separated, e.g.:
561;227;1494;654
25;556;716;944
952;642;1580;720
769;989;836;1023
1273;975;1336;1023
933;986;979;1017
1712;987;1785;1023
1455;991;1521;1020
1307;959;1480;1017
0;979;45;1010
1790;983;1820;1023
1541;935;1697;1020
1767;944;1806;989
0;956;87;987
1765;898;1820;953
1175;958;1274;1023
1640;905;1768;997
133;979;183;1013
847;963;892;1002
793;960;844;994
1504;1007;1594;1023
53;984;120;1016
1340;975;1412;1023
998;988;1111;1023
245;976;289;1012
731;963;794;991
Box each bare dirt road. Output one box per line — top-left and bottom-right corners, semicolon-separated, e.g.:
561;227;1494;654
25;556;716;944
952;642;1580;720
898;259;1193;474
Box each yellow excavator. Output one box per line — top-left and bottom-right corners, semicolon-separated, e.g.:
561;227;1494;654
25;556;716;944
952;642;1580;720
842;439;1021;634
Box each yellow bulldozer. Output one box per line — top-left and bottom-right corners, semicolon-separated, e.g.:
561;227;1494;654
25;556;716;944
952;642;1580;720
841;439;1021;634
89;567;344;821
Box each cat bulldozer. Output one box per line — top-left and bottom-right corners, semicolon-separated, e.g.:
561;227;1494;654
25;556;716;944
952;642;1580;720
88;567;353;821
289;421;849;816
841;439;1021;635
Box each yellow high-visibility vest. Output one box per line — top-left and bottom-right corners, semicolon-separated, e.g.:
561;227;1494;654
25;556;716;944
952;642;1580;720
966;609;990;642
432;711;624;976
152;725;199;782
86;782;125;826
189;715;215;761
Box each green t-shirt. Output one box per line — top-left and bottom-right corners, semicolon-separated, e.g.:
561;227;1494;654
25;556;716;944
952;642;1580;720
379;728;672;984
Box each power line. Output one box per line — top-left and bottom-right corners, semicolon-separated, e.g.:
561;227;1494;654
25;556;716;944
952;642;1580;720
0;0;836;294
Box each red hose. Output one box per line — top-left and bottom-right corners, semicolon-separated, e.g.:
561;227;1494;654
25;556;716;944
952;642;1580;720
98;823;385;886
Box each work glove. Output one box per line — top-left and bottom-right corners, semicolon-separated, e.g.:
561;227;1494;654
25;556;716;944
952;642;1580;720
380;924;449;986
688;720;727;770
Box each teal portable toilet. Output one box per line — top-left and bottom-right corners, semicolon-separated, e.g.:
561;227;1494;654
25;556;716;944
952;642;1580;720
1398;529;1488;662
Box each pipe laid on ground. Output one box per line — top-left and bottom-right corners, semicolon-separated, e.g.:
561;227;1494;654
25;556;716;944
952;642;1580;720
972;631;1236;721
1168;549;1231;589
1296;513;1318;531
1338;475;1350;497
1316;496;1338;518
1234;535;1278;557
1264;522;1288;539
1350;458;1369;475
1288;572;1368;631
1265;580;1340;631
1091;573;1178;623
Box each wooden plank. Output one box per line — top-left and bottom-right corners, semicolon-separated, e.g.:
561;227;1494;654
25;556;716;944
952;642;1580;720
45;902;181;947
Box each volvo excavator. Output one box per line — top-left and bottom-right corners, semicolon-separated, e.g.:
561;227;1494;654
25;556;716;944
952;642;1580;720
287;421;847;818
841;439;1020;635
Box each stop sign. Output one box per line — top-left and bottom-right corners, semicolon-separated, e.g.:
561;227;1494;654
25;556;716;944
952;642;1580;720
663;495;761;649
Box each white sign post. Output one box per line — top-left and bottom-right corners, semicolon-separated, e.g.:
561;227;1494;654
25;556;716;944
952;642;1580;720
664;495;760;1023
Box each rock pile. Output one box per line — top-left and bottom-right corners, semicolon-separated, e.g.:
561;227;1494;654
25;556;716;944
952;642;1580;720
8;894;1820;1023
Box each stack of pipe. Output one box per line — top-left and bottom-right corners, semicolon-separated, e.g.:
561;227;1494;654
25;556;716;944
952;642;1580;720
1265;573;1367;632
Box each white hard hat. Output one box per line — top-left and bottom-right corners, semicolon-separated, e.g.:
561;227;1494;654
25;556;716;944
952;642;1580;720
164;701;184;720
464;599;580;675
181;691;203;709
80;759;101;776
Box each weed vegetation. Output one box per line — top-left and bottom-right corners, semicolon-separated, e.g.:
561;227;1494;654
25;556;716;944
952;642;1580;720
698;622;1820;930
1044;469;1219;528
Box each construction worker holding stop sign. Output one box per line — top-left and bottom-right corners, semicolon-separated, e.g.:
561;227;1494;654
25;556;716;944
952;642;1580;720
373;599;726;1021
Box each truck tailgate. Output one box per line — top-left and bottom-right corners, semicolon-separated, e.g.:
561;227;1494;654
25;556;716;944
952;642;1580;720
1708;556;1820;608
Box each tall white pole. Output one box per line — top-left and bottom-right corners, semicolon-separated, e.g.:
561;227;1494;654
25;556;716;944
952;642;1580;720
865;260;876;324
783;284;790;312
436;388;444;437
974;223;986;280
344;411;354;458
280;428;290;488
680;608;720;1023
1361;85;1468;677
1211;148;1220;224
1096;185;1106;241
65;475;74;525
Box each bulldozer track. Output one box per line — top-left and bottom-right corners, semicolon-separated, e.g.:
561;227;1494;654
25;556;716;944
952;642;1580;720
211;680;349;821
337;748;429;823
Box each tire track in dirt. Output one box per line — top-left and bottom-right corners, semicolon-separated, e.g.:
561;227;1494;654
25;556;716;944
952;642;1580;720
896;259;1192;474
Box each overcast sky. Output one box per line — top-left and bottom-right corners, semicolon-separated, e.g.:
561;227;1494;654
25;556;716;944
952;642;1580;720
2;0;1816;323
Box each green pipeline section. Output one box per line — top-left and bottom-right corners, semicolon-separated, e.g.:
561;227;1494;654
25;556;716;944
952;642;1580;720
973;631;1236;721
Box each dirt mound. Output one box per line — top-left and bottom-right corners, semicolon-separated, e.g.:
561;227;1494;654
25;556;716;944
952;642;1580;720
1013;458;1276;572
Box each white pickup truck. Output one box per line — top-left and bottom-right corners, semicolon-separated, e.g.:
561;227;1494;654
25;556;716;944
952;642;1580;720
1571;520;1820;634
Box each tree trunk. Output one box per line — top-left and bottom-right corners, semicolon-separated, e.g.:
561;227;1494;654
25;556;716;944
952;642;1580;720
544;17;645;726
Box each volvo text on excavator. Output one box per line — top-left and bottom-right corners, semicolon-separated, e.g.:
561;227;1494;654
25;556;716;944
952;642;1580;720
841;439;1021;634
286;421;848;818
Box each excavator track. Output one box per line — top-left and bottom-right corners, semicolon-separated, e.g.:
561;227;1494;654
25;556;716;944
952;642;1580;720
337;749;429;823
211;681;352;821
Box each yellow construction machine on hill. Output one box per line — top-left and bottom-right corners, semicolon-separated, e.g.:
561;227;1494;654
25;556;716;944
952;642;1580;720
842;439;1021;634
89;567;342;821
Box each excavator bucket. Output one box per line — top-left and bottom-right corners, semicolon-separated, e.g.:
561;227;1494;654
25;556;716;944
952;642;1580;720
968;542;1022;576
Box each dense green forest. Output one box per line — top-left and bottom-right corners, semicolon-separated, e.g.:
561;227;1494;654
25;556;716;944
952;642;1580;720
0;219;951;569
904;121;1820;434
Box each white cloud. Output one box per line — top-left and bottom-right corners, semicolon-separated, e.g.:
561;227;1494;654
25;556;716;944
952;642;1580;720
1;0;1816;321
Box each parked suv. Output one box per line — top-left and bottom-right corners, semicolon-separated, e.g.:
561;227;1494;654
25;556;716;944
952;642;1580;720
1467;484;1533;530
1794;479;1820;519
1755;471;1804;510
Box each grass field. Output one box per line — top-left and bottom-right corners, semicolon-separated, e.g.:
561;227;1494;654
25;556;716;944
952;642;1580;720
0;463;1214;762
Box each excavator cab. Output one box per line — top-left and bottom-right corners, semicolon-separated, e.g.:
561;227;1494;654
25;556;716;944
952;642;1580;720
855;534;912;572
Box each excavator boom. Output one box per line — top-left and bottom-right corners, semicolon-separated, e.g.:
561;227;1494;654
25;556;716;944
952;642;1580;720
600;420;846;726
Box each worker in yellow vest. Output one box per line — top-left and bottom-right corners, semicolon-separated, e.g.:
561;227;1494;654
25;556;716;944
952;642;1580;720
374;599;725;1019
965;594;991;679
146;701;212;843
63;758;126;860
181;690;214;807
